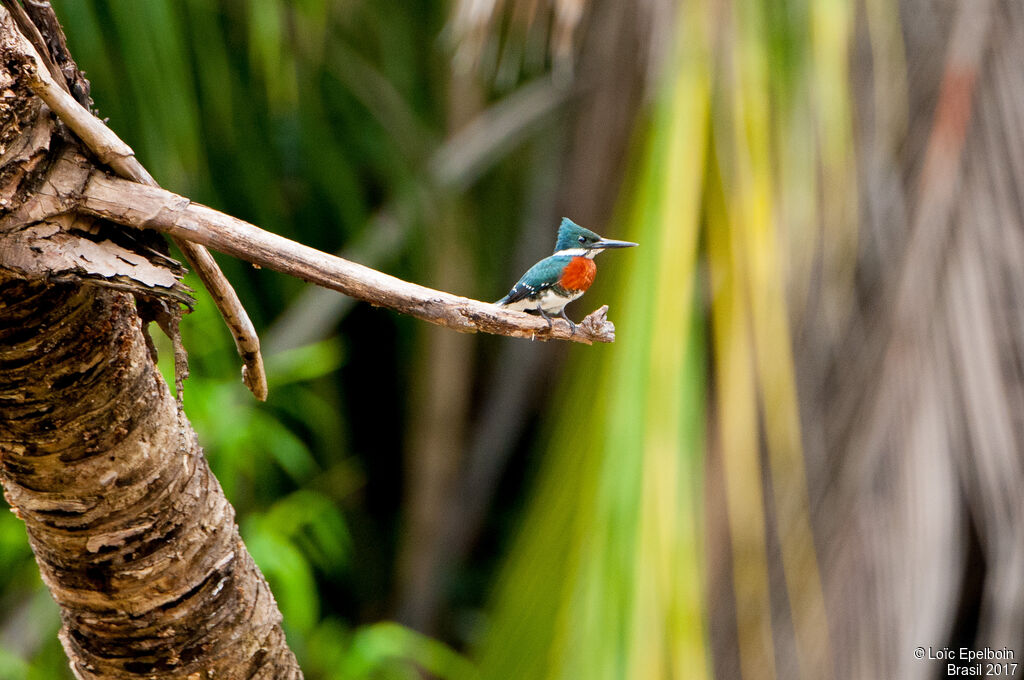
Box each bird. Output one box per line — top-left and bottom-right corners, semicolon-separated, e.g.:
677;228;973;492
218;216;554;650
495;217;637;333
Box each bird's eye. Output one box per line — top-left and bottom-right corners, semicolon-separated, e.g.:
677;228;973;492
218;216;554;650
578;236;586;244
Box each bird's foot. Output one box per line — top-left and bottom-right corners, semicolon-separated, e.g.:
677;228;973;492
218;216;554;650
538;308;555;331
559;309;577;335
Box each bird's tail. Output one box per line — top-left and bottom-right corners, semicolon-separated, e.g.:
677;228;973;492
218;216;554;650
494;295;510;306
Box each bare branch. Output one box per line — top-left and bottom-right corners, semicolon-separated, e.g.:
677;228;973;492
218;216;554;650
73;173;617;344
6;14;269;399
3;7;616;347
20;0;92;105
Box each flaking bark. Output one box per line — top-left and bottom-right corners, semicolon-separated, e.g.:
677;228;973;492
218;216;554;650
0;279;301;678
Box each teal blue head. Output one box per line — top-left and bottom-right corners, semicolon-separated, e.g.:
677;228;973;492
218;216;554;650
555;218;600;251
554;217;638;254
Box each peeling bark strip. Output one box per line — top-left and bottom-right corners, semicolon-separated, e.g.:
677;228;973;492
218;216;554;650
0;278;302;679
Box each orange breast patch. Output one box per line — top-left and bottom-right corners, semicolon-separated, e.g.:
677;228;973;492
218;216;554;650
560;256;597;292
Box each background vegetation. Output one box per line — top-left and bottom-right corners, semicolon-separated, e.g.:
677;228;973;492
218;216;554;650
3;1;1024;679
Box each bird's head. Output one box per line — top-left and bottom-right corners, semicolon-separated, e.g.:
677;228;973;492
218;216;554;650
554;217;637;255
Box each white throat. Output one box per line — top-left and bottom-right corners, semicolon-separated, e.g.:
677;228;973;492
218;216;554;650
553;247;600;258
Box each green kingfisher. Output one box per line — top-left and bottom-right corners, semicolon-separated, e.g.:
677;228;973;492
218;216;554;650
495;218;637;332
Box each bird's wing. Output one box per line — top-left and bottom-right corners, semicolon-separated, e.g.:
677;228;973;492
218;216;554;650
495;256;569;305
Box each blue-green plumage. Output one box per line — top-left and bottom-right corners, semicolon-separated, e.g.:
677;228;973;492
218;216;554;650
495;218;637;332
494;255;574;307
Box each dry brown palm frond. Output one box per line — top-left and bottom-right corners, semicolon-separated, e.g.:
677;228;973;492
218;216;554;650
800;0;1024;676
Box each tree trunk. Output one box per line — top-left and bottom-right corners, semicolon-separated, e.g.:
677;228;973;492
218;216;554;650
0;281;301;679
0;8;302;679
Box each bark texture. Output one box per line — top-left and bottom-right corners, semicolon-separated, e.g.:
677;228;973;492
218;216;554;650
0;9;302;678
0;280;301;679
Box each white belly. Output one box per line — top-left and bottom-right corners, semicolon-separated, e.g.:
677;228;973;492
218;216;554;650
503;288;582;313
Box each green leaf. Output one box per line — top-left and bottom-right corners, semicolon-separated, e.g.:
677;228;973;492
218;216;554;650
342;623;477;680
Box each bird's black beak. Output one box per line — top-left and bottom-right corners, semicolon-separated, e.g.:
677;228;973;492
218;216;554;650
592;238;638;250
